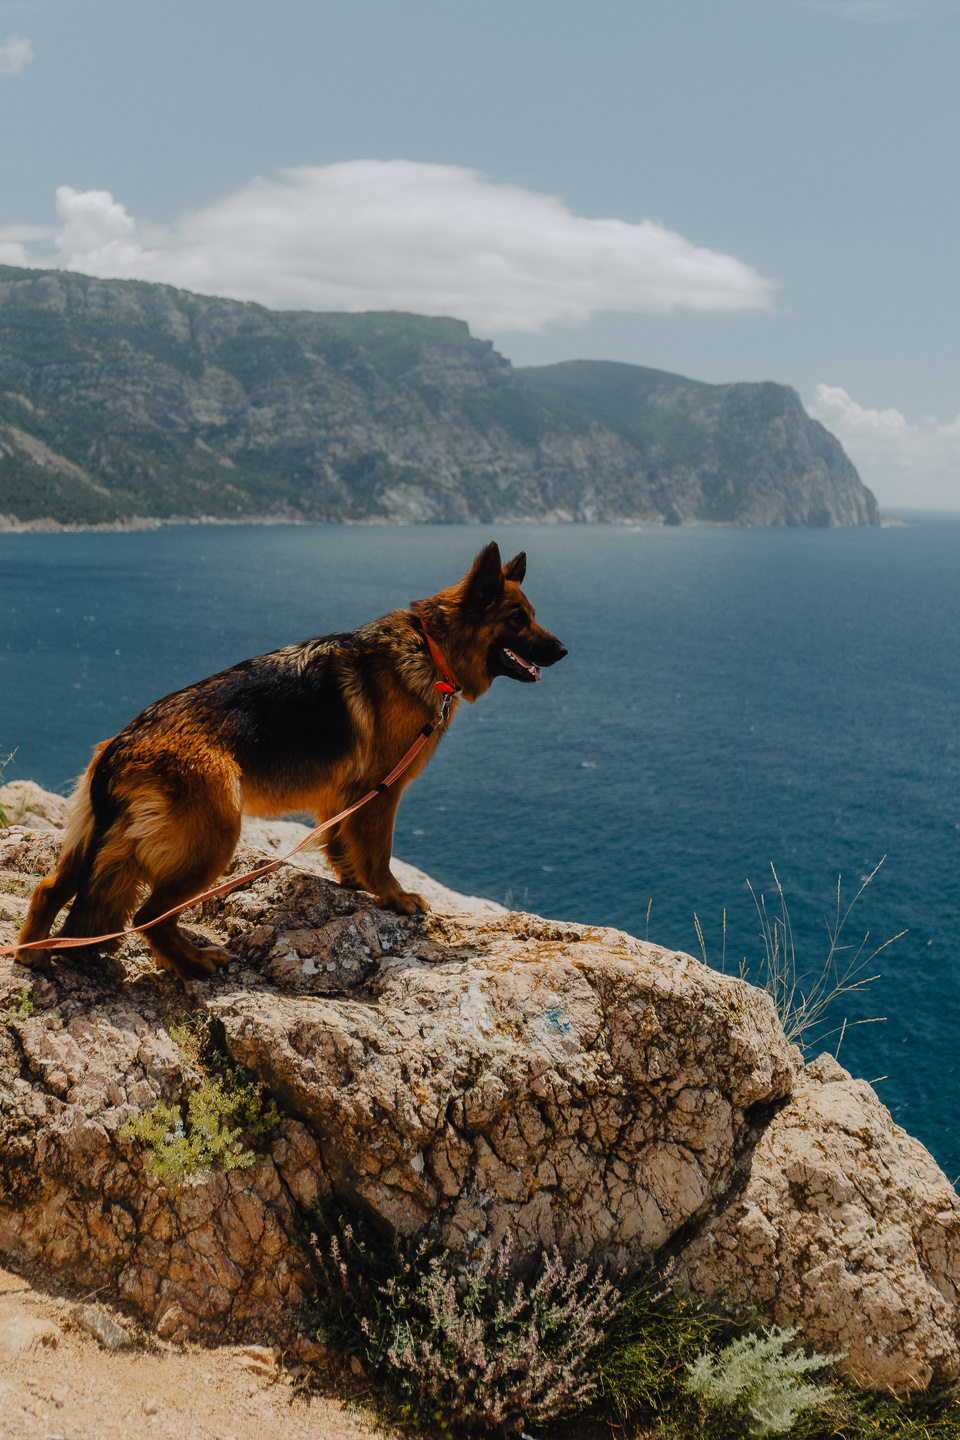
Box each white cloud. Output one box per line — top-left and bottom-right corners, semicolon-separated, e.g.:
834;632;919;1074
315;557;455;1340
0;224;55;242
0;223;56;244
0;224;55;270
55;187;144;271
44;162;773;332
808;384;960;509
0;35;32;76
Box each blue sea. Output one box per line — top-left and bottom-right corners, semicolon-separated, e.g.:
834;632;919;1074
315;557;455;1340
2;520;959;1182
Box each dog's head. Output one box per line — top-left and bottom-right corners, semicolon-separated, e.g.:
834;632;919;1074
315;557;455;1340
416;542;567;701
468;542;568;686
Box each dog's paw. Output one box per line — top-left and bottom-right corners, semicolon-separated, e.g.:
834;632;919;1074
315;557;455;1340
379;888;430;916
398;890;430;915
154;942;234;982
195;943;234;968
13;946;53;970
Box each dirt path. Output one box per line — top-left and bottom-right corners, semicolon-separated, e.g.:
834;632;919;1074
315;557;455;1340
0;1258;385;1440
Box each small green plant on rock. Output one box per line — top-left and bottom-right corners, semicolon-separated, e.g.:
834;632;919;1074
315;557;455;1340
121;1085;254;1187
5;986;35;1025
120;1015;280;1188
165;1017;282;1139
684;1325;838;1437
1;878;35;897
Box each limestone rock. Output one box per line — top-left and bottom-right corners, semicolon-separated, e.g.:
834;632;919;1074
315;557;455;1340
198;862;798;1262
70;1303;133;1350
1;830;328;1339
0;781;67;831
674;1054;960;1391
0;823;797;1329
236;1342;282;1377
2;814;959;1392
0;950;325;1337
0;1313;61;1354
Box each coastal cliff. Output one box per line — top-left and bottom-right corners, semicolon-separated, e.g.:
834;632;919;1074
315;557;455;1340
523;359;878;527
0;266;879;529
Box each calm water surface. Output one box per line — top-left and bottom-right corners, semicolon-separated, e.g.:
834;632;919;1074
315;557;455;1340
2;519;959;1179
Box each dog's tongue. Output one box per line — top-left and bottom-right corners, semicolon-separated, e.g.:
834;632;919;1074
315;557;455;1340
506;647;541;681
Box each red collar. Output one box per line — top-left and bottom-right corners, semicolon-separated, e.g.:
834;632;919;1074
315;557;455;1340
419;623;460;695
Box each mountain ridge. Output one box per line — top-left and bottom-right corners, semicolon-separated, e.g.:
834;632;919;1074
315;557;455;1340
0;266;879;528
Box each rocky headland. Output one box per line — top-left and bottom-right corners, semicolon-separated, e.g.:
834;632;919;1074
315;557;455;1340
1;781;956;1395
0;266;879;529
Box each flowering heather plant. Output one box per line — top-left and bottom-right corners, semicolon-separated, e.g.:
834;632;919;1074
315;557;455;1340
307;1205;620;1433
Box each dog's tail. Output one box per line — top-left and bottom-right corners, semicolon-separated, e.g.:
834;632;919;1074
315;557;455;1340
16;739;137;959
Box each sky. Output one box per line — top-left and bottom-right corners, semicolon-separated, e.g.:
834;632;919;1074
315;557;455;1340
0;0;958;508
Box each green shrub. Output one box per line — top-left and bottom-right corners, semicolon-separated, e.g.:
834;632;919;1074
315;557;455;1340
305;1204;620;1434
120;1015;280;1188
588;1264;747;1423
120;1091;250;1186
165;1017;282;1139
587;1269;960;1440
684;1325;837;1437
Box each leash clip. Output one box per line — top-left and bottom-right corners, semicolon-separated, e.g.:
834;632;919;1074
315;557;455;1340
439;689;456;724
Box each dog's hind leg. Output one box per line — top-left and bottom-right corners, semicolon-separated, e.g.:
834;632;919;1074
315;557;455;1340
130;790;242;982
17;842;90;966
134;892;232;982
323;821;365;891
57;821;145;955
133;853;237;981
17;760;108;965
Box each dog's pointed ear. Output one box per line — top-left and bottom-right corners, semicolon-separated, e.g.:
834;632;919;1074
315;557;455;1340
465;542;504;606
503;551;526;585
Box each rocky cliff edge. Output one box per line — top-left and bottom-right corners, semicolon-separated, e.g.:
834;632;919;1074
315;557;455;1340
0;782;957;1392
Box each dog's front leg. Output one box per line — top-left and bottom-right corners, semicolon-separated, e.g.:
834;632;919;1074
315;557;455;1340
335;790;428;915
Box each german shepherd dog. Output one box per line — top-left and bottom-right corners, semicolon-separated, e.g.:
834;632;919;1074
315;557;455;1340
17;543;566;981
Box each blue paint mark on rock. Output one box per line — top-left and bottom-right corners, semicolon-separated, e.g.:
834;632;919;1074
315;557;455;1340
545;1007;572;1034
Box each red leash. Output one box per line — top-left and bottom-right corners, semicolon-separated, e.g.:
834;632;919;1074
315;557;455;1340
1;629;460;960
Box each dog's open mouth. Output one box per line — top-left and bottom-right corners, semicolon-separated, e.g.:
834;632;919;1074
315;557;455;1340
502;647;541;682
